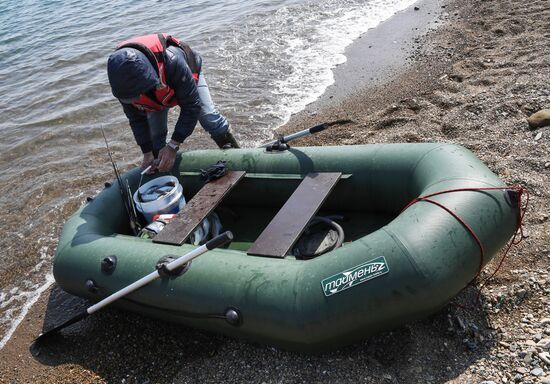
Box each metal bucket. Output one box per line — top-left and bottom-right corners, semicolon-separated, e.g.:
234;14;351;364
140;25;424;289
133;176;186;223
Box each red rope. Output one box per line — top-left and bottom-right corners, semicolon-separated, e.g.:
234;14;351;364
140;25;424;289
402;185;529;299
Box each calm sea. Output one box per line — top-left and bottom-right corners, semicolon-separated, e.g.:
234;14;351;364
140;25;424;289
0;0;417;348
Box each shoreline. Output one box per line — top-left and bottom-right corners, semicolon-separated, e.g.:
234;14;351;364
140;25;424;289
2;0;550;382
297;0;445;113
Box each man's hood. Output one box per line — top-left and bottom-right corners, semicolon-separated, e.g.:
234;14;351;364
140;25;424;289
107;48;160;99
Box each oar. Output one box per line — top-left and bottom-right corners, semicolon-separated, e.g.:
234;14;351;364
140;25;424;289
34;231;233;343
260;119;352;149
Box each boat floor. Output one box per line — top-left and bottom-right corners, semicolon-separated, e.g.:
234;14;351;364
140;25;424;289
216;205;394;255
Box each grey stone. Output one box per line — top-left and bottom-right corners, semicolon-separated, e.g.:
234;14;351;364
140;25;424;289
531;367;544;376
500;341;511;348
517;289;528;299
457;315;466;330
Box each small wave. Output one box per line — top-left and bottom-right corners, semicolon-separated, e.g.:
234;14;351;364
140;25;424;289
0;273;54;350
203;0;418;145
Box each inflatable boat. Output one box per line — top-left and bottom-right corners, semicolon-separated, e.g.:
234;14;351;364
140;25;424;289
53;144;521;351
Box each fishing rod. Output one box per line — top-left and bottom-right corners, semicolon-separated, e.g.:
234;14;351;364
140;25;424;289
260;119;352;151
100;126;140;235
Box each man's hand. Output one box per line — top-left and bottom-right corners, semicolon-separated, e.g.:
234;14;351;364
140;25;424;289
141;152;157;174
157;142;179;172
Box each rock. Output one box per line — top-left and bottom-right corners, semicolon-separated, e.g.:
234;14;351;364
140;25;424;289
414;6;420;10
480;381;497;384
517;289;528;299
527;109;550;129
541;318;550;326
541;376;550;384
457;315;467;330
538;339;550;349
535;132;543;141
539;352;550;366
464;339;478;351
531;368;545;376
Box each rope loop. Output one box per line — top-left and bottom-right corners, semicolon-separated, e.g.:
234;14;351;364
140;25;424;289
402;184;529;294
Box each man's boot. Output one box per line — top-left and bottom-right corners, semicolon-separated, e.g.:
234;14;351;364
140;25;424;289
212;129;240;149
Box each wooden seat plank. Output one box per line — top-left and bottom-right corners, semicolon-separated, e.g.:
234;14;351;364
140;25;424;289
247;172;341;258
153;171;245;245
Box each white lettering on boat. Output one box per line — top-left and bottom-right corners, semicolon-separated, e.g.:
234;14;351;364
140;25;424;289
321;256;389;297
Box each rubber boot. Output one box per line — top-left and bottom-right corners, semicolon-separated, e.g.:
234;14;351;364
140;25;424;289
212;129;240;149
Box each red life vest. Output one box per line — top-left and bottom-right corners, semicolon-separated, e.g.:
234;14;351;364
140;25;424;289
117;33;200;112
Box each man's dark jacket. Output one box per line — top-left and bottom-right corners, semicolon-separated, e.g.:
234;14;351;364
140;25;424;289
107;46;202;153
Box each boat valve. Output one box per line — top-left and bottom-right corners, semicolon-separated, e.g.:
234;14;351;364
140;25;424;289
85;279;98;293
101;255;117;275
224;307;243;327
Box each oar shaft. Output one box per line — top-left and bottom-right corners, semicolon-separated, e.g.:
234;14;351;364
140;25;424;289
87;241;215;314
35;231;233;343
260;120;351;148
87;270;160;314
260;127;316;148
279;127;318;143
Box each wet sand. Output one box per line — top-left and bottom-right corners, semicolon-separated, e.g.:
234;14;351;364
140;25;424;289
1;0;549;382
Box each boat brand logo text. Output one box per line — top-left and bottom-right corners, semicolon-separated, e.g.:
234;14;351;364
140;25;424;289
321;256;389;297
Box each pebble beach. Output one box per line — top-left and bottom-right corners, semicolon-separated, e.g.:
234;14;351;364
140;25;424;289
1;0;549;382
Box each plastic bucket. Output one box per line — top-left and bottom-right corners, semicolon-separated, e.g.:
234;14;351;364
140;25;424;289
133;176;186;223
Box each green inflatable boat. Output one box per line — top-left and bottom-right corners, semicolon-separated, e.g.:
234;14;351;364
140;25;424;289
53;144;521;351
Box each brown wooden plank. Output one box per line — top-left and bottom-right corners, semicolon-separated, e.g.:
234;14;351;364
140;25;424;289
247;172;341;258
153;171;245;245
